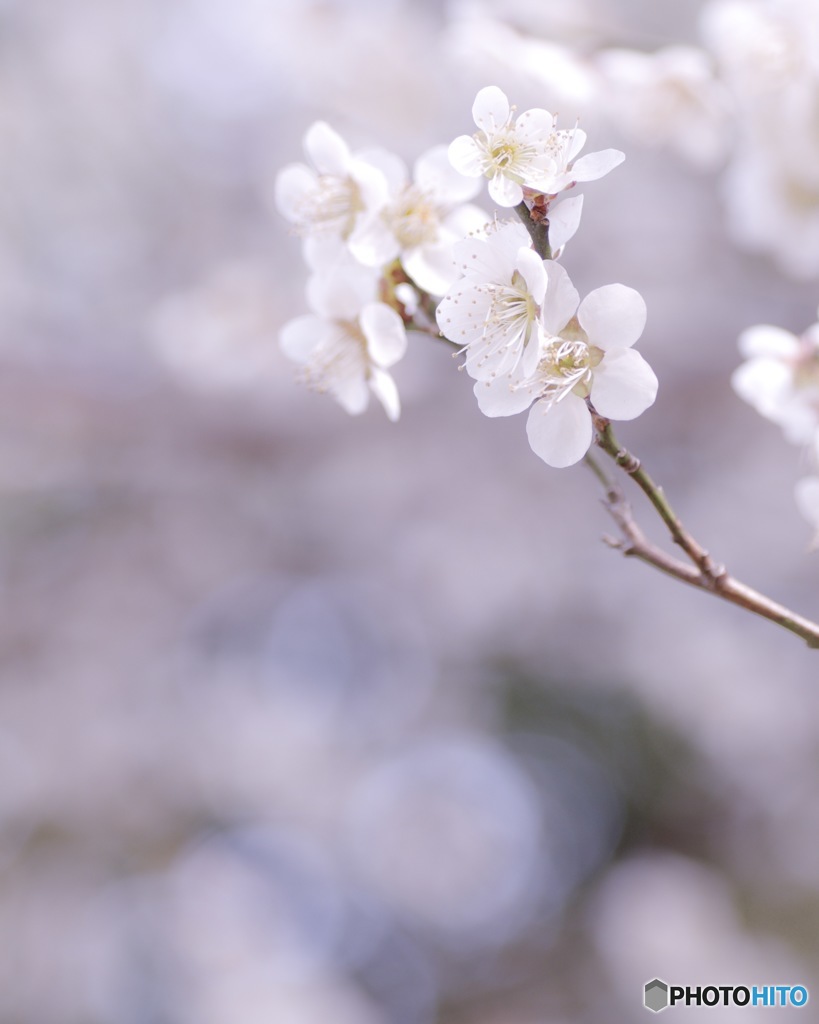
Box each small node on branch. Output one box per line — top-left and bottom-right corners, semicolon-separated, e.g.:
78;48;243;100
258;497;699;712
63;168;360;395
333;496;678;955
514;200;552;260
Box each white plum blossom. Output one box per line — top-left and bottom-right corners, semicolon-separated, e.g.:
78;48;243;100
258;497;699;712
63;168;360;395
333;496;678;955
448;85;624;207
720;146;819;280
274;121;394;263
435;221;547;381
474;261;658;467
279;261;407;421
699;0;819;276
596;45;733;169
732;316;819;444
350;145;488;295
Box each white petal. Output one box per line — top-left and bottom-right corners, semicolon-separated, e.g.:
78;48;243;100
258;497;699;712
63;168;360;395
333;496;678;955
333;373;370;416
578;284;646;349
451;227;519;281
513;107;555;141
795;477;819;528
738;325;800;359
307;264;376;320
565;127;587;162
348;214;399;267
547;194;584;253
415;145;481;203
274;164;317;223
480;220;532;263
436;283;493;344
301;233;349;272
403;244;458;296
520;325;544;378
280;315;325;363
441;203;491;244
369;367;401;421
516;247;547;303
541;260;579;335
474;374;537;417
360;303;407;367
448;135;484;177
349;159;392;213
570;148;626;182
472;85;510;133
304;121;350;176
731;358;792;419
591;349;658;420
489;173;524;207
356;147;407;192
526;393;592;467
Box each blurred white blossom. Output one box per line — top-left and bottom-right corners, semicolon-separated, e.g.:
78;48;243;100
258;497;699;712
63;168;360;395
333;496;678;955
274;122;394;263
596;45;732;169
701;0;819;275
280;260;407;420
349;144;488;296
732;315;819;444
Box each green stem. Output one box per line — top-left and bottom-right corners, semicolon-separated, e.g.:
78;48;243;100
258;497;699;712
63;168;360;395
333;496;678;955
590;415;819;650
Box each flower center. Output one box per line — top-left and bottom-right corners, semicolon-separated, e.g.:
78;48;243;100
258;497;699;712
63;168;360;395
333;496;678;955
469;269;539;372
477;128;533;182
534;332;600;405
388;186;440;249
299;175;363;237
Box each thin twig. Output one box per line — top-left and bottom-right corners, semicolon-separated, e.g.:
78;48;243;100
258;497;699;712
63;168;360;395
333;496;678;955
586;421;819;649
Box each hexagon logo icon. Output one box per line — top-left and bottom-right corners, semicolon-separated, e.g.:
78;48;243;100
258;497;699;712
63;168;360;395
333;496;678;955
644;978;669;1013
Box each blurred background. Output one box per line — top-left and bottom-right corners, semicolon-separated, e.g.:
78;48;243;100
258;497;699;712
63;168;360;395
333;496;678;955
2;0;819;1020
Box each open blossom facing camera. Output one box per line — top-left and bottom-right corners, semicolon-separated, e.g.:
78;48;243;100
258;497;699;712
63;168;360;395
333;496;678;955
279;262;407;421
448;85;624;207
473;261;658;467
351;144;488;296
436;221;547;381
274;121;393;262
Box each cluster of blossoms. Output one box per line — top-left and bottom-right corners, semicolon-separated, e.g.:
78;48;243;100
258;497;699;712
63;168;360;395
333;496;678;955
451;0;819;279
275;120;486;420
436;221;657;467
733;312;819;544
277;85;658;467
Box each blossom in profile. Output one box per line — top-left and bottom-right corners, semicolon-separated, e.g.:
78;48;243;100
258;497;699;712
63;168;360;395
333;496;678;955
436;221;547;381
279;261;407;421
474;261;657;467
448;85;624;207
731;316;819;443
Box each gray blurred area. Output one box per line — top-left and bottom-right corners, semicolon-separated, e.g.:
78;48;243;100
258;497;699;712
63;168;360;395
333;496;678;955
1;1;819;1021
